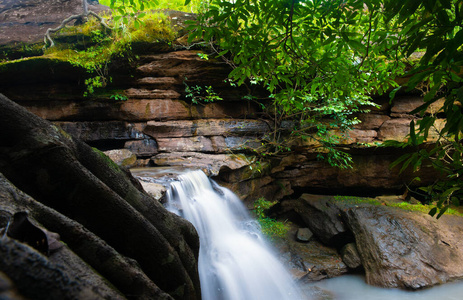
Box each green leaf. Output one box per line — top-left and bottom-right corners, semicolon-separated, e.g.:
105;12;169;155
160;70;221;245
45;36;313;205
428;207;438;217
389;86;401;102
390;153;412;169
436;206;449;219
185;0;191;5
409;120;417;146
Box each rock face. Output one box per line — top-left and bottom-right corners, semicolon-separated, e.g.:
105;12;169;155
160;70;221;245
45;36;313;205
0;94;201;299
282;194;463;289
0;33;440;201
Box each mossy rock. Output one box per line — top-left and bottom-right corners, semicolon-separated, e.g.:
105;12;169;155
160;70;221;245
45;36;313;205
0;55;86;85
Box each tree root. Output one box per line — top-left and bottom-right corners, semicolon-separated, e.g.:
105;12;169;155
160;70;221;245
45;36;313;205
43;11;111;48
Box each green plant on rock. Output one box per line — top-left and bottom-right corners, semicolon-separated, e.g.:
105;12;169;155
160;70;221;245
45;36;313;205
110;93;128;101
184;79;223;104
45;10;175;96
253;197;289;240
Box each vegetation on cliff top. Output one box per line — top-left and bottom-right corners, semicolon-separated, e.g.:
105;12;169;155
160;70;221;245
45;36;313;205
334;196;463;217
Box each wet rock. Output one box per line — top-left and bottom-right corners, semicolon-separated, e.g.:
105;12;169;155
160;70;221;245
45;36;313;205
340;243;362;270
342;204;463;289
296;228;313;243
277;226;348;283
292;194;353;247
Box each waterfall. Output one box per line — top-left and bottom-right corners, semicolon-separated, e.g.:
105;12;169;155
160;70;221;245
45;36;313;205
166;170;302;300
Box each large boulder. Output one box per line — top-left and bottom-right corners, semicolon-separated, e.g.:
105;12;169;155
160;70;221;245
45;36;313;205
0;93;201;299
342;204;463;289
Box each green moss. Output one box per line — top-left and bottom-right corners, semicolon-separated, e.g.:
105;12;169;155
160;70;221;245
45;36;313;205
92;147;120;171
387;202;463;217
253;197;289;240
334;195;463;217
334;195;382;206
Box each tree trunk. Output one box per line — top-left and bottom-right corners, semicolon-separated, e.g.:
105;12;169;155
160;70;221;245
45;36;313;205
0;94;201;300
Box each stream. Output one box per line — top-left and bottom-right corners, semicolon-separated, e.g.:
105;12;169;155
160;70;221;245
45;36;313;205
165;170;302;300
133;168;463;300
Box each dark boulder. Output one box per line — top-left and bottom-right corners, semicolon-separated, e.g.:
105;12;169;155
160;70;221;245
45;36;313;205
292;194;354;247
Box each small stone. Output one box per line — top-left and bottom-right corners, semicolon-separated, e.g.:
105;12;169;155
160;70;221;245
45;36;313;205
296;228;313;242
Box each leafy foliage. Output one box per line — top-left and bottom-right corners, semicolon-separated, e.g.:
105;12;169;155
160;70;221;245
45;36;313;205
188;0;407;167
253;198;289;240
100;0;204;19
184;78;223;104
383;0;463;217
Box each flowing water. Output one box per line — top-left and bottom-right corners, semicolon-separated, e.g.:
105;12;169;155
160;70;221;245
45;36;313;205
165;170;302;300
133;168;463;300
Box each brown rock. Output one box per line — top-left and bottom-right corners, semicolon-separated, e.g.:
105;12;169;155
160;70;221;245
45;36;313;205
152;152;253;176
342;129;377;144
104;149;137;168
144;119;270;138
377;118;415;142
343;205;463;289
391;96;425;115
137;77;181;89
125;88;181;99
139;181;166;202
157;136;216;152
355;114;390;130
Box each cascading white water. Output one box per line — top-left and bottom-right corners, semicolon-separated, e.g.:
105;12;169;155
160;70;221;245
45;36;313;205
166;170;302;300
